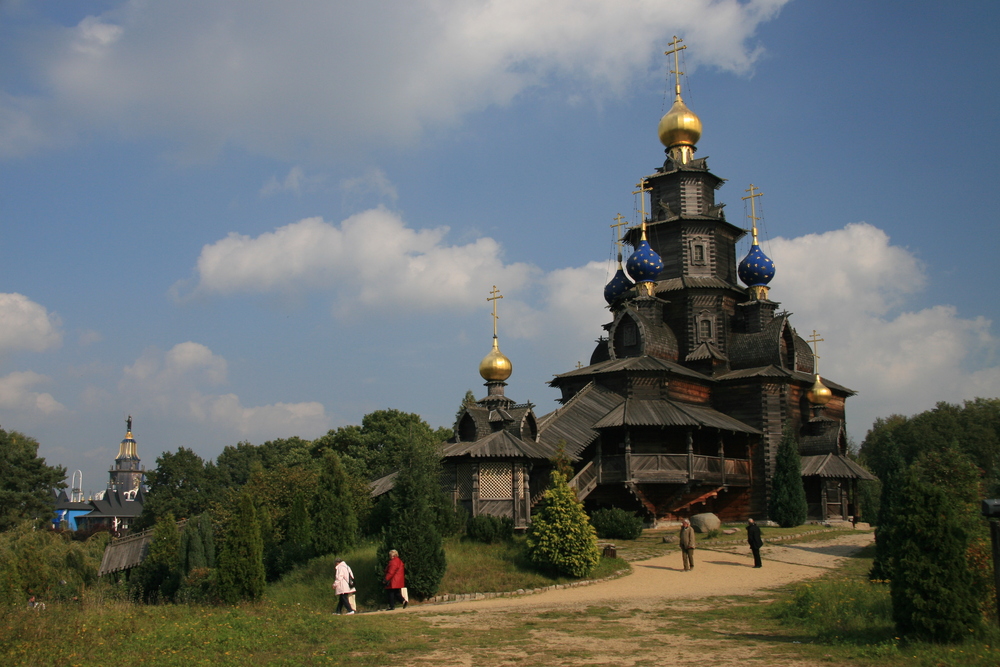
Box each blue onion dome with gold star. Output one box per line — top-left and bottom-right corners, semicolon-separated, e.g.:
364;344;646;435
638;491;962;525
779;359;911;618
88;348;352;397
626;231;663;284
604;255;634;304
738;242;776;290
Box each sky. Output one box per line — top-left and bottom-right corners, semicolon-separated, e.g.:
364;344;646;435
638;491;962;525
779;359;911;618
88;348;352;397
1;0;998;496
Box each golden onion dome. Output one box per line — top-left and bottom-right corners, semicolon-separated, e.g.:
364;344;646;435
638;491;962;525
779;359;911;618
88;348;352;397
658;96;702;149
806;374;833;406
479;336;512;382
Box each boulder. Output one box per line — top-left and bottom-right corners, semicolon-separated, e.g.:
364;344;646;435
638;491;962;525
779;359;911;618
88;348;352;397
690;513;721;533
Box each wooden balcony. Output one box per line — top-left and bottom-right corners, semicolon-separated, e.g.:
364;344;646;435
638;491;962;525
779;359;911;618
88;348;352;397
598;453;750;486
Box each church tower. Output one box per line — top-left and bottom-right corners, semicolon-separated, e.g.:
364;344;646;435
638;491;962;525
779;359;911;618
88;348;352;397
109;415;144;493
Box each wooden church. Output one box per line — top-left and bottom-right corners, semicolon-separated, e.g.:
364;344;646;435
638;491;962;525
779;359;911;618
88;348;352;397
535;37;873;524
377;37;874;526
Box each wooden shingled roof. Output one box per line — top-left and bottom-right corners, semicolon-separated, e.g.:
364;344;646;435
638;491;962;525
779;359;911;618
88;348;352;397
369;471;398;498
800;453;876;481
592;397;761;433
551;355;708;384
98;526;153;576
654;275;742;293
537;382;623;458
715;365;856;395
441;429;556;460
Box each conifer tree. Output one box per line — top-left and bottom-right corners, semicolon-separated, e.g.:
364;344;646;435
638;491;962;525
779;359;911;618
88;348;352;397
868;436;904;581
311;452;357;557
769;423;808;527
526;470;600;578
216;490;265;603
132;512;182;602
889;447;985;641
179;519;206;573
377;437;446;600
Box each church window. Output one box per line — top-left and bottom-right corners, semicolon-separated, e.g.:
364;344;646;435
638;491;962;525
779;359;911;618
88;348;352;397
699;318;713;341
623;321;637;346
692;243;705;264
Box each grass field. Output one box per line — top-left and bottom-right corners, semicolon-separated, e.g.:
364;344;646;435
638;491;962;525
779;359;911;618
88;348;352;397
2;529;998;666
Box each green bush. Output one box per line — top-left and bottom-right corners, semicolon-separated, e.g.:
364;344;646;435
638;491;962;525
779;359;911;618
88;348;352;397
466;515;514;544
526;471;600;578
589;507;643;540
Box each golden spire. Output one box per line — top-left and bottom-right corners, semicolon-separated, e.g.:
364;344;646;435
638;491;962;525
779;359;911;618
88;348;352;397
805;330;832;405
742;184;763;245
479;285;512;381
658;35;702;163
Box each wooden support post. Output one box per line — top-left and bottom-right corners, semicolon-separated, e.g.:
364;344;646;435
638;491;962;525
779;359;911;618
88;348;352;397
624;432;632;481
686;428;694;481
718;431;726;486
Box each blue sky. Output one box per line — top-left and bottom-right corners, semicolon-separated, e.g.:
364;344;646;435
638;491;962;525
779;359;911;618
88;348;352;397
1;0;998;495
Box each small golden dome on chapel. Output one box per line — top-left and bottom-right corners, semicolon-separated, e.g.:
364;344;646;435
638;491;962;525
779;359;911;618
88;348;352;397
479;337;512;382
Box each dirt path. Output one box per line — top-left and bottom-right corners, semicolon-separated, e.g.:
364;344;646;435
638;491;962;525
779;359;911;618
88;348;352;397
407;531;874;666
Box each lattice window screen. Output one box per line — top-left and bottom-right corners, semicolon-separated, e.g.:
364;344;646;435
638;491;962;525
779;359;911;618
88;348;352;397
457;463;473;501
480;462;513;500
516;466;525;500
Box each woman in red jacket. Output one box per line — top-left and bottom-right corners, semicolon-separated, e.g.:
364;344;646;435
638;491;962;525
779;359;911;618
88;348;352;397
383;549;407;610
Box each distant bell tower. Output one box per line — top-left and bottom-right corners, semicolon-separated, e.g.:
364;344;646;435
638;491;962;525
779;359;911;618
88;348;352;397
109;415;144;492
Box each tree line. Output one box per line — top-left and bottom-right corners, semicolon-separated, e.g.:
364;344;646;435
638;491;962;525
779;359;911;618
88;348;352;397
860;397;1000;642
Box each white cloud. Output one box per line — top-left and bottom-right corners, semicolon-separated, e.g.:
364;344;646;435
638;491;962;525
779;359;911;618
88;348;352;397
1;0;790;159
340;168;398;203
0;293;63;353
260;166;327;197
177;208;538;313
119;342;329;438
0;371;66;415
767;223;1000;435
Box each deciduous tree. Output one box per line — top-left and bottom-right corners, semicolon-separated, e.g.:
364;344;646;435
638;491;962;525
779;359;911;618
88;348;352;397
0;428;65;531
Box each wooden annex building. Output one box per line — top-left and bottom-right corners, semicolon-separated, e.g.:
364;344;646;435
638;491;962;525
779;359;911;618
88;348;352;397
373;39;874;526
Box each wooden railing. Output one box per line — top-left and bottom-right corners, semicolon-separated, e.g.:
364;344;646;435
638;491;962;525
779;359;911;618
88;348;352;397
568;460;598;498
600;454;750;485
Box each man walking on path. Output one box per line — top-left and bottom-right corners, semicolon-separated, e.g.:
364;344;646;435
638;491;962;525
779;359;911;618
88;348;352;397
747;518;763;568
679;519;696;571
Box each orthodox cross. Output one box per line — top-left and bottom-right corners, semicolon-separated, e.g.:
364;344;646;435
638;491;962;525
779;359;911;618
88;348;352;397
487;285;503;338
807;330;824;373
610;213;628;256
632;179;652;231
664;35;687;98
742;184;763;244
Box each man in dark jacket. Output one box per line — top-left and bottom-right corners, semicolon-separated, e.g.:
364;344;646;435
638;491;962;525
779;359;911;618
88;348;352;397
679;519;695;571
747;518;763;568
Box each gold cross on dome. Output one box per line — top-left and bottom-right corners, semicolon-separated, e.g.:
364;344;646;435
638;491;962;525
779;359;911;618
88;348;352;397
487;285;504;338
576;361;584;369
806;329;824;373
664;35;687;98
742;184;764;244
632;179;652;233
610;213;628;254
